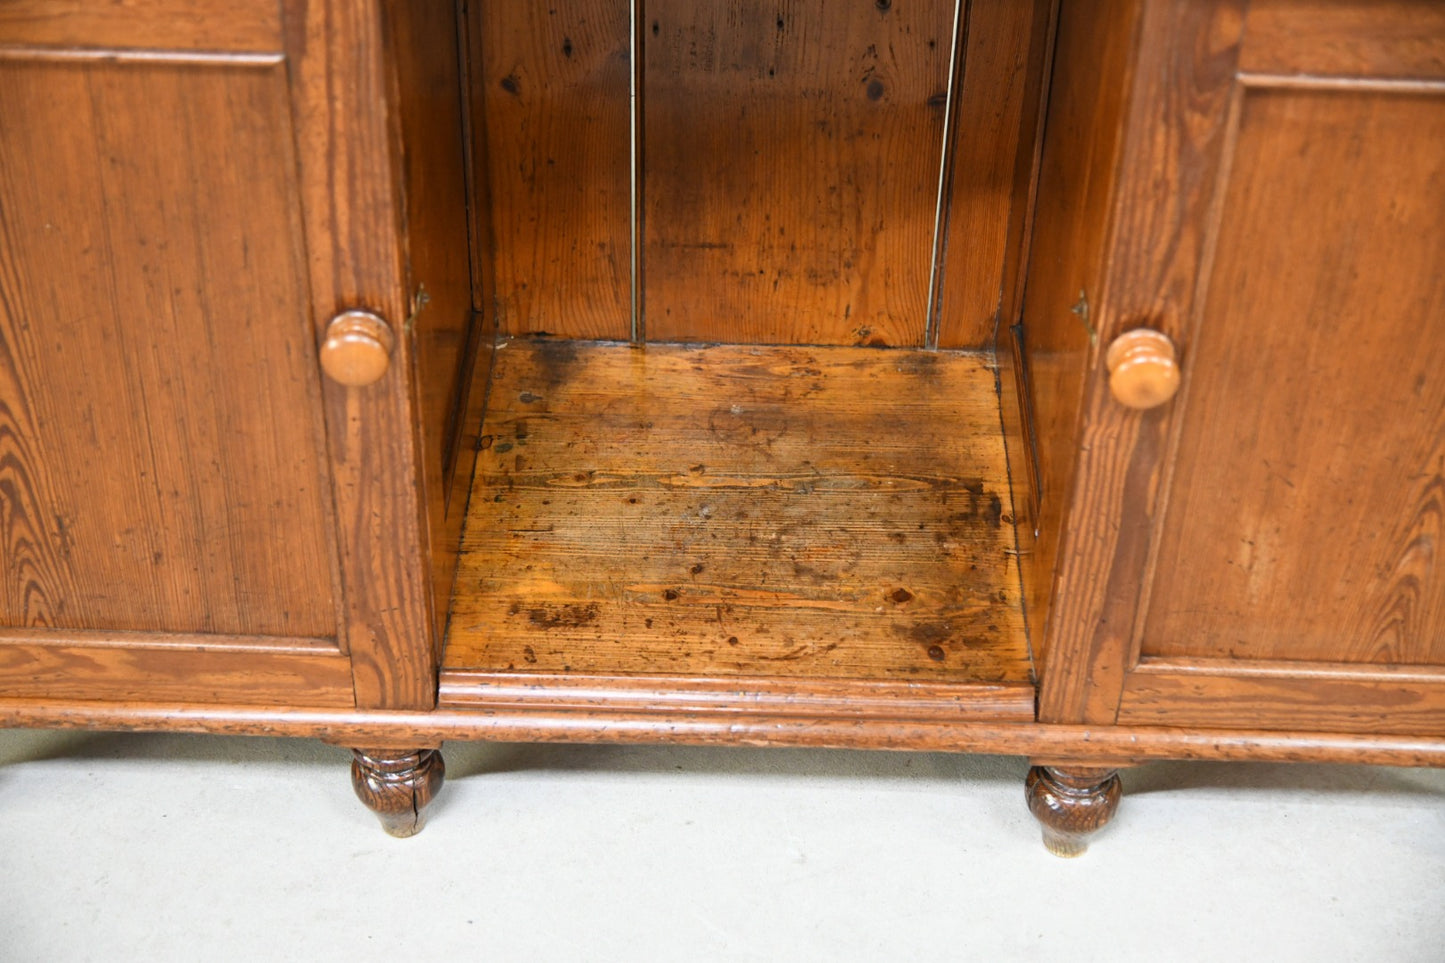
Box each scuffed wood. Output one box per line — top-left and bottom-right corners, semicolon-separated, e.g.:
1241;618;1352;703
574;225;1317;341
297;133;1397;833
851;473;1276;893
446;341;1031;685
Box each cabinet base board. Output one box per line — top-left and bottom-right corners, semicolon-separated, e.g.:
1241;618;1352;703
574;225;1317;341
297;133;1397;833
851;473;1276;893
4;699;1443;767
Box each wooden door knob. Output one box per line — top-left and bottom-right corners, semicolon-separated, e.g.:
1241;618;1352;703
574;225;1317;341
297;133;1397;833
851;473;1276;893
320;310;395;387
1105;328;1180;410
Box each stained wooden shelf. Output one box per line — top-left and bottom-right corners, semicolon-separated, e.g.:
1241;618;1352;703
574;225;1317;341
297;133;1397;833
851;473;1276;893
440;341;1035;722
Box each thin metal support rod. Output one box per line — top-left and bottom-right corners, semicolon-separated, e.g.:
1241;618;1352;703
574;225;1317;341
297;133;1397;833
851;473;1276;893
629;0;644;343
924;0;967;349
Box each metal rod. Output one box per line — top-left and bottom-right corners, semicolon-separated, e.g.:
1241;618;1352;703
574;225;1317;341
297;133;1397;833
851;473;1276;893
924;0;966;349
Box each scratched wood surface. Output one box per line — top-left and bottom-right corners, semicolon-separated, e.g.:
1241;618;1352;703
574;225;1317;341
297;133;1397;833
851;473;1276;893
446;341;1030;684
0;56;337;639
469;0;632;340
1141;87;1445;667
642;0;954;345
0;0;283;52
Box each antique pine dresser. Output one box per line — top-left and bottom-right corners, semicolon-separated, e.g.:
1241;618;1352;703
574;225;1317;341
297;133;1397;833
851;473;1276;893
1;0;1441;855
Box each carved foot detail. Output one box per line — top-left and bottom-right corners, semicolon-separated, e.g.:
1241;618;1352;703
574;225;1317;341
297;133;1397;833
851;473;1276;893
351;748;445;837
1025;765;1122;857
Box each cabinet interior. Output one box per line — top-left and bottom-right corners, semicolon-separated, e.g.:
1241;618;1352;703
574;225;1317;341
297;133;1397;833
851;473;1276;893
432;1;1060;714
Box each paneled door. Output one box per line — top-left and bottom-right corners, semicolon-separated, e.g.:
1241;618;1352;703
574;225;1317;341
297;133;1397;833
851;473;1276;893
1037;0;1445;737
0;0;444;709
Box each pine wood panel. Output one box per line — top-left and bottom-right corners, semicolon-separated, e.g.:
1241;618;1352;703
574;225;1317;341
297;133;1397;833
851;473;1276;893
1118;660;1445;737
934;0;1054;349
642;0;954;345
383;0;478;648
0;630;353;705
1036;0;1246;725
468;0;632;340
446;341;1030;684
284;0;439;707
0;57;337;639
0;0;282;53
1240;0;1445;80
1011;0;1140;674
1141;87;1445;666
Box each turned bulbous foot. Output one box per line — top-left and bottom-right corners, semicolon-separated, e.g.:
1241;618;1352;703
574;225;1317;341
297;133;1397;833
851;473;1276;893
351;748;445;837
1025;765;1122;857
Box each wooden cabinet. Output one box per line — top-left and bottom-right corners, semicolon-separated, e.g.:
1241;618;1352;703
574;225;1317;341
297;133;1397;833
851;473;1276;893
1027;0;1445;738
0;0;1441;852
0;0;477;713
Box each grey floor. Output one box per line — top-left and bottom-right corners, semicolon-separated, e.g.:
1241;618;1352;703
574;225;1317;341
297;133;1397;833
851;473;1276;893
0;729;1441;961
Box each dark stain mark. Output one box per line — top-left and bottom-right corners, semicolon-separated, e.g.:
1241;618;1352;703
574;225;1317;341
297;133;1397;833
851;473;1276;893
494;441;513;453
519;391;541;404
986;494;1003;528
561;37;573;57
628;497;639;504
926;645;946;662
876;0;892;9
866;79;886;101
663;589;680;601
777;17;785;29
644;618;654;628
513;420;529;440
727;636;739;646
689;463;706;474
907;621;952;646
890;588;914;604
526;603;600;629
651;20;660;36
690;563;705;575
522;646;537;664
531;339;579;390
927;91;948;109
500;74;520;95
508;602;521;616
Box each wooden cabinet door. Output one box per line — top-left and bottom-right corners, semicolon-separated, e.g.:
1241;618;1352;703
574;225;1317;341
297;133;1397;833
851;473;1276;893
0;0;442;709
1037;0;1445;737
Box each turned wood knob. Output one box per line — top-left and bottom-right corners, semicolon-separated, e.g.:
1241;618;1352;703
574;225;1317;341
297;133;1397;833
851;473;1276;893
1105;328;1180;410
320;310;395;387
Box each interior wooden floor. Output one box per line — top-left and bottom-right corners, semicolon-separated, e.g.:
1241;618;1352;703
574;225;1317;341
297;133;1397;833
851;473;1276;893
441;341;1034;719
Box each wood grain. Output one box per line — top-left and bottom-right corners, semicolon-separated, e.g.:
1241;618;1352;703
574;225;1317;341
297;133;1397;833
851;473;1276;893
383;0;479;650
1142;87;1445;667
0;56;337;639
441;671;1034;721
283;0;438;707
642;0;954;345
468;0;632;340
1118;659;1445;736
4;698;1445;766
934;0;1055;349
0;631;353;705
1240;0;1445;80
446;341;1031;686
1010;0;1140;674
1036;0;1246;724
0;0;282;53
